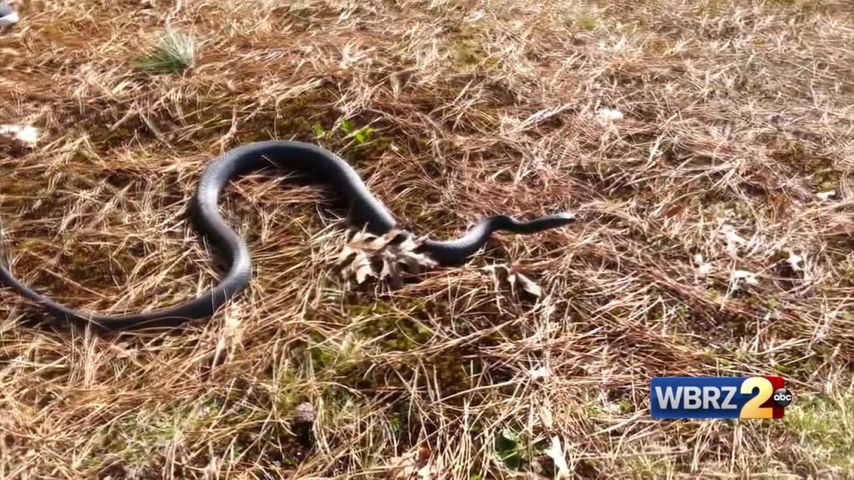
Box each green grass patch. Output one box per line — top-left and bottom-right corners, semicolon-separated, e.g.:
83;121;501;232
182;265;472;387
784;395;853;475
136;28;196;74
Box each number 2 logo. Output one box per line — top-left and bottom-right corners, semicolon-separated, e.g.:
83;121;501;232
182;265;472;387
740;377;773;418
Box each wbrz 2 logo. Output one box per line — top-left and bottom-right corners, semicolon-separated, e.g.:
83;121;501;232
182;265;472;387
650;376;791;419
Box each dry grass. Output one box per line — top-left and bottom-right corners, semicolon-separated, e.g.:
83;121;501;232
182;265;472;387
0;0;852;478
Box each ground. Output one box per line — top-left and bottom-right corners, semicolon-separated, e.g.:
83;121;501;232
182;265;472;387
0;0;852;478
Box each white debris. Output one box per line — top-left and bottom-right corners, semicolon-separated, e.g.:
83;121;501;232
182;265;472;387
816;190;836;201
729;270;759;291
528;365;551;381
508;270;543;298
694;253;714;278
597;108;624;122
0;6;18;27
0;124;40;147
786;251;804;272
720;223;747;255
545;436;570;479
466;10;486;22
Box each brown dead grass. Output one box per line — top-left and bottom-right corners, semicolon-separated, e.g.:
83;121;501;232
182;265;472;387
0;0;852;478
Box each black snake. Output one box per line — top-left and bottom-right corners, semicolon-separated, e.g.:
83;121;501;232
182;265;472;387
0;141;574;330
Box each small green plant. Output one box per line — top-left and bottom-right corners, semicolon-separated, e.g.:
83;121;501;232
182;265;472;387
136;28;196;74
340;119;355;134
572;14;599;31
494;427;548;472
339;118;374;144
313;119;376;145
312;122;329;140
353;126;373;144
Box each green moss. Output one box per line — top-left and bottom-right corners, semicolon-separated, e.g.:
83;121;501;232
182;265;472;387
273;369;303;412
301;330;369;382
786;140;807;164
448;23;494;70
561;11;601;31
708;288;723;302
624;454;674;478
644;38;671;56
430;350;479;397
84;404;203;469
453;39;485;66
356;313;433;352
80;390;317;475
574;458;601;477
818;179;836;191
344;301;496;399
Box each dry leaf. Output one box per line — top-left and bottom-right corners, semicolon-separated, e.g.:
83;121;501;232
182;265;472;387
387;452;419;479
516;272;543;298
508;269;543;298
729;270;759;292
386;447;440;480
537;404;554;430
732;270;758;285
212;304;243;365
660;202;686;219
338;229;437;286
353;251;376;284
484;264;544;298
108;342;137;360
720;224;747;255
202;456;219;480
483;263;509;291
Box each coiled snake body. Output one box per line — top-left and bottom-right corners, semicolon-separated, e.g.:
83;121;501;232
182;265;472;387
0;141;574;330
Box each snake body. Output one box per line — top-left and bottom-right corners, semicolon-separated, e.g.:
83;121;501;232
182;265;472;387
0;141;574;330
